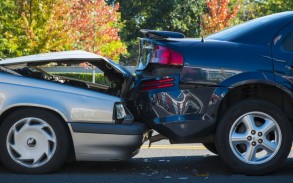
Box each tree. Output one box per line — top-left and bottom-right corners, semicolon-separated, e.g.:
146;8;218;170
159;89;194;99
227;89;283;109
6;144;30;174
69;0;127;61
234;0;293;23
201;0;240;35
0;0;26;58
19;0;74;54
0;0;126;62
0;0;73;58
111;0;204;65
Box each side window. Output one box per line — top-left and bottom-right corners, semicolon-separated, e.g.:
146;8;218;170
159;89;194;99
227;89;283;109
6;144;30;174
283;31;293;51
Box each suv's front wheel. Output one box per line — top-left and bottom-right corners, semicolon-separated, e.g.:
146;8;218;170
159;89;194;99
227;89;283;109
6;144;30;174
215;99;292;175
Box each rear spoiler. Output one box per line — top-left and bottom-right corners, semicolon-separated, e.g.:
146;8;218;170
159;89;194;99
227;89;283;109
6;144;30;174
140;29;185;39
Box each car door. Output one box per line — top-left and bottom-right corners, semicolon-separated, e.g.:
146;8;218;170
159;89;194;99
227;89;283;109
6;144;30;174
272;23;293;78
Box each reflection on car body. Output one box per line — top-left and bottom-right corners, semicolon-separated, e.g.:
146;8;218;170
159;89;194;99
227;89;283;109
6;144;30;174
151;91;203;115
135;11;293;175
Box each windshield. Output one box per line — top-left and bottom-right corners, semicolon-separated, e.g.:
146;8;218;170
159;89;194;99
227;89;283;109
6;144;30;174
206;12;290;41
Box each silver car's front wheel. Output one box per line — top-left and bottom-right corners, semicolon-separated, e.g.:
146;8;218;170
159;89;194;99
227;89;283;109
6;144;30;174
6;117;57;168
0;109;70;174
215;99;292;175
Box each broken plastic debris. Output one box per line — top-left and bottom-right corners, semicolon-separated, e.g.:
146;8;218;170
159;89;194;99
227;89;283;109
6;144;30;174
178;177;188;180
194;172;209;177
165;176;172;179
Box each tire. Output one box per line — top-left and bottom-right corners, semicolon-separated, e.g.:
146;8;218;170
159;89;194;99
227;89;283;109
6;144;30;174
0;108;70;174
215;99;292;175
202;143;218;155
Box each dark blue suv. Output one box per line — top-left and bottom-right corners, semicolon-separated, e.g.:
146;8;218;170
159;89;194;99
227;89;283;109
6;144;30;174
134;11;293;175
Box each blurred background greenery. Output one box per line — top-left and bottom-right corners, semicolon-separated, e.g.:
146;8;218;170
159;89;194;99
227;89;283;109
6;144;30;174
0;0;292;65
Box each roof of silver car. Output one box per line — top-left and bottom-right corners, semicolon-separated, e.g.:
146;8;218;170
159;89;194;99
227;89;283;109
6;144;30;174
0;50;106;65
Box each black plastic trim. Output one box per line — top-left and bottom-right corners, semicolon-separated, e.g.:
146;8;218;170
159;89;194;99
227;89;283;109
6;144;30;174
70;122;146;135
140;29;185;39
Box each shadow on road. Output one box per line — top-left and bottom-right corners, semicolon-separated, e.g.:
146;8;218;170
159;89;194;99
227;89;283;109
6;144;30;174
0;156;293;183
60;155;229;176
56;156;293;176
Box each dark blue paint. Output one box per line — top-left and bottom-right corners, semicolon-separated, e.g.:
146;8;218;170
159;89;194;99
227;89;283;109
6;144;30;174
135;12;293;142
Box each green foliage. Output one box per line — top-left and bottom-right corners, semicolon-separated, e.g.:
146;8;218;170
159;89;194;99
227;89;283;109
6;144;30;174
100;40;127;61
69;0;127;62
0;0;126;62
0;0;26;58
0;0;73;58
1;0;292;63
235;0;293;22
116;0;205;65
51;72;110;85
114;0;292;65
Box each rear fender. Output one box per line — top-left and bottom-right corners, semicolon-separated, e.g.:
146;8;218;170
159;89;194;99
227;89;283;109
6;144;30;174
207;72;286;122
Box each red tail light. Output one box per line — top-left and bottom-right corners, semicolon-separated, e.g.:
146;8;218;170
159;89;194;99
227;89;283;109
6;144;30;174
141;77;175;91
151;45;183;65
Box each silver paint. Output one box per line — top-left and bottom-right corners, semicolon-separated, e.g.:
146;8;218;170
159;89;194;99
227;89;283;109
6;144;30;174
0;50;105;65
0;73;118;123
68;124;143;161
0;51;143;162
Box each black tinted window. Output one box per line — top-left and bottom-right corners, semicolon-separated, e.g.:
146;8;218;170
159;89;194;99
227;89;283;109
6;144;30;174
284;31;293;51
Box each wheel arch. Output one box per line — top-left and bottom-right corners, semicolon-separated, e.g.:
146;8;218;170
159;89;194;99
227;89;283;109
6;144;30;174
0;104;68;122
214;98;293;175
0;105;76;161
216;82;293;126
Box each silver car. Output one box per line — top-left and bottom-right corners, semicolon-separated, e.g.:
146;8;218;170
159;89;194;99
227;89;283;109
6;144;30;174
0;50;148;174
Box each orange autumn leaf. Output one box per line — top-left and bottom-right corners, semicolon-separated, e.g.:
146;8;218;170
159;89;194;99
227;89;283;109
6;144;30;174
69;0;127;61
202;0;240;36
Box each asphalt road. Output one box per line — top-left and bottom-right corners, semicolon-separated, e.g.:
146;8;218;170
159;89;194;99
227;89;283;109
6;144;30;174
1;140;293;183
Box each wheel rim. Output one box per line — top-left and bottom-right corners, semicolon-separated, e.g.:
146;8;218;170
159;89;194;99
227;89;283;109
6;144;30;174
6;117;57;168
229;112;282;165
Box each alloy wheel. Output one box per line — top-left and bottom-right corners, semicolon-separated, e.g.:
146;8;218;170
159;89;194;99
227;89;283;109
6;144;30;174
229;112;281;165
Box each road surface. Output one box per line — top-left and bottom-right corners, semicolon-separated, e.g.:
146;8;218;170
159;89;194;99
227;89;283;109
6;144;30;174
1;140;293;183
